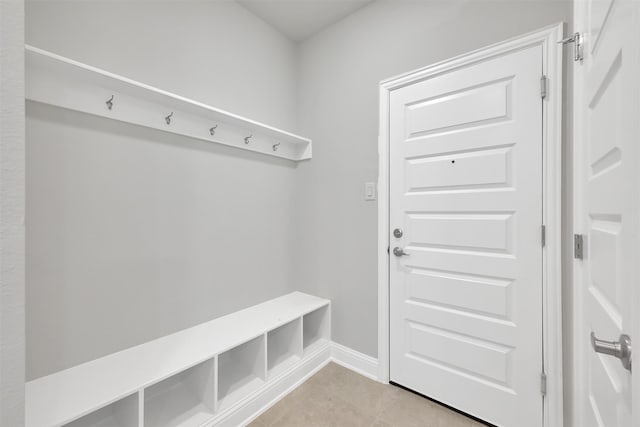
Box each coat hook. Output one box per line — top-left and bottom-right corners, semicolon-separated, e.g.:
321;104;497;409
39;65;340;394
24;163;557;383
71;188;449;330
272;142;281;152
106;95;114;110
209;125;218;136
165;112;173;125
244;134;252;144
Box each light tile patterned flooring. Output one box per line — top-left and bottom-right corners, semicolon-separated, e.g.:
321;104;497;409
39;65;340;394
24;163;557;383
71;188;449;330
249;362;486;427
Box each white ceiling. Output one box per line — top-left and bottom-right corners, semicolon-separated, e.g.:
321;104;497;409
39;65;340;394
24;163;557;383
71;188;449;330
237;0;374;42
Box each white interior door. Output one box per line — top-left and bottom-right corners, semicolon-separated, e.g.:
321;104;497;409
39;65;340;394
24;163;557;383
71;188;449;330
573;1;640;426
389;45;544;427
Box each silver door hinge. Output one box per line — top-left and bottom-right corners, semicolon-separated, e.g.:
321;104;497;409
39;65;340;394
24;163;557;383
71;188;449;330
541;225;546;247
558;32;584;62
574;234;584;259
540;76;548;99
540;372;547;396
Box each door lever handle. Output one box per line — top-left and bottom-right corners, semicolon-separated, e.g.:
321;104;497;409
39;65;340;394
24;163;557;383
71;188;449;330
591;331;632;372
393;247;410;257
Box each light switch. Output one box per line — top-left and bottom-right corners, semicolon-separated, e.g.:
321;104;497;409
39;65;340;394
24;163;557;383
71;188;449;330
365;182;377;201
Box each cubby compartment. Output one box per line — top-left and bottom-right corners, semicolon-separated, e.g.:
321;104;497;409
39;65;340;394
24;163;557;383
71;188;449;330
64;393;138;427
267;319;302;378
217;335;266;411
144;359;216;427
303;305;330;355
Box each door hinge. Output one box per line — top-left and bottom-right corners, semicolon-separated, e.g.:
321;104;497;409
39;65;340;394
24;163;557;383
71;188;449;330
558;32;584;62
540;76;548;99
574;234;584;259
541;225;546;247
540;372;547;396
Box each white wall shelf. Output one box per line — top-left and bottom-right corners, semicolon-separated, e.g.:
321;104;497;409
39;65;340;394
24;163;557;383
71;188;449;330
64;393;138;427
25;45;312;161
26;292;330;427
144;359;216;427
267;319;303;379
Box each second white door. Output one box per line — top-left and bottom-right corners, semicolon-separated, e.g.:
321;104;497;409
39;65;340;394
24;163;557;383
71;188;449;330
573;0;640;426
389;44;544;426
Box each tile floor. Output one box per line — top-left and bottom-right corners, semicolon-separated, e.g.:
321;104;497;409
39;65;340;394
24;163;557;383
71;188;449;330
249;362;486;427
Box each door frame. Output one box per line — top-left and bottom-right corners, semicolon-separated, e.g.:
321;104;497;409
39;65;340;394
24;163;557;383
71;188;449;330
377;23;565;427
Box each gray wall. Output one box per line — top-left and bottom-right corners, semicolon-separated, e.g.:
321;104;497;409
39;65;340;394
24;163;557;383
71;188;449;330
26;0;299;380
294;0;572;376
0;0;26;423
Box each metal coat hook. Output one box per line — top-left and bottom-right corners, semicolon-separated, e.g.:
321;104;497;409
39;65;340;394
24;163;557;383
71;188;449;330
209;125;218;136
165;112;173;125
272;143;281;152
244;134;252;144
106;95;114;110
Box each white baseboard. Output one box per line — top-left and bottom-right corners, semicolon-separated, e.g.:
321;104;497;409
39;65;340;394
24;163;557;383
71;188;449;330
330;342;381;382
208;341;381;426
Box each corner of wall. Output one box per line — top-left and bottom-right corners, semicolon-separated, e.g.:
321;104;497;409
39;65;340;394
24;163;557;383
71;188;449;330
0;0;26;424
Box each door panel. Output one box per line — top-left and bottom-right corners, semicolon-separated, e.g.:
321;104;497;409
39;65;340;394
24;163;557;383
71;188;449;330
405;213;514;252
390;46;543;427
405;269;512;319
575;0;640;426
404;78;512;136
406;146;513;191
405;320;513;385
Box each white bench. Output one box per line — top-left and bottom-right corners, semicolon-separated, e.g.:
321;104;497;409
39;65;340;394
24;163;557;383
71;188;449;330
26;292;331;427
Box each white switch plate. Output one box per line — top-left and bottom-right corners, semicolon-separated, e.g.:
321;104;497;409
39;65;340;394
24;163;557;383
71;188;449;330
365;182;377;201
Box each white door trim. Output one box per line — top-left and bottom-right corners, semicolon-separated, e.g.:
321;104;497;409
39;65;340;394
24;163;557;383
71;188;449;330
377;23;564;427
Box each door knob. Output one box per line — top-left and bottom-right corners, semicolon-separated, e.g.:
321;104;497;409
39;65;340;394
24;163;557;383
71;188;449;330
393;247;410;257
591;331;632;372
